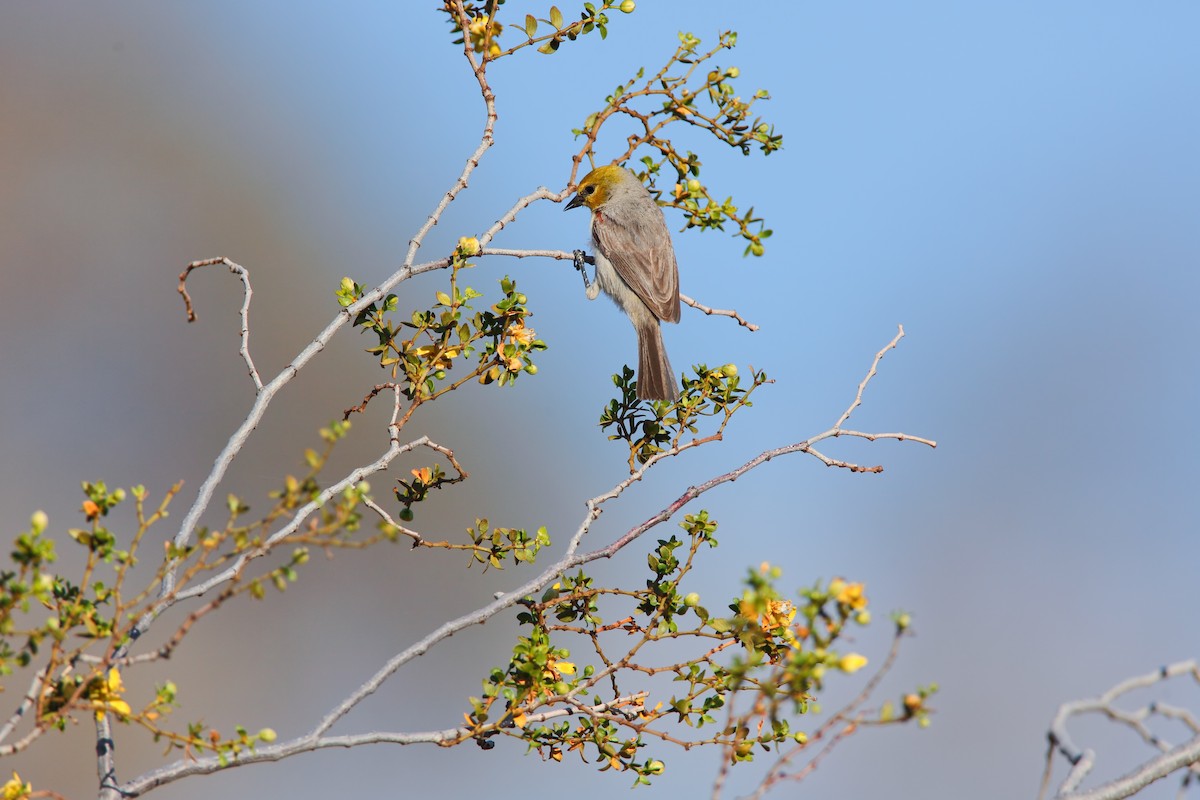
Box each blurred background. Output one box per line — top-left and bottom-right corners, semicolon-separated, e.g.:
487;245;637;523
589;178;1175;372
2;3;1198;798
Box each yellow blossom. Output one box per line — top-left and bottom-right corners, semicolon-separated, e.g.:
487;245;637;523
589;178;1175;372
90;668;132;720
835;581;867;610
1;772;30;800
838;653;868;674
542;656;576;689
412;345;459;370
506;356;523;372
466;14;503;54
457;236;480;256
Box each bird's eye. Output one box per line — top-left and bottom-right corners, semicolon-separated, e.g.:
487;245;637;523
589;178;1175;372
584;185;596;194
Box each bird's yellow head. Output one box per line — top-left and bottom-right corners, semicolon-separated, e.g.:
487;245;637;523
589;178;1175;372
565;165;629;212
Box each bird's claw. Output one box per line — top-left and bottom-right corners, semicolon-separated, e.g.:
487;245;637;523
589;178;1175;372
573;249;595;292
572;249;595;270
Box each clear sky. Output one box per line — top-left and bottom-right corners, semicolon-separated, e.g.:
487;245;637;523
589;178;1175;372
1;3;1198;799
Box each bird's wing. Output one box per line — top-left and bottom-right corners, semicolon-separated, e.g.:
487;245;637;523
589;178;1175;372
593;209;680;323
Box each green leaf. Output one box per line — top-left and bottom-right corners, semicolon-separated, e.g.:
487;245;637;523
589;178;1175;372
549;5;563;28
525;14;537;37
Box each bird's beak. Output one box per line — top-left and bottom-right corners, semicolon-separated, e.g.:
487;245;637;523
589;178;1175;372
565;192;585;211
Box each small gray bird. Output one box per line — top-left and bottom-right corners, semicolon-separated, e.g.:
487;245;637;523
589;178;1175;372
565;165;681;401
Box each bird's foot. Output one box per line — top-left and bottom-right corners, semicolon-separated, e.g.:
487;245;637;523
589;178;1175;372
573;249;597;294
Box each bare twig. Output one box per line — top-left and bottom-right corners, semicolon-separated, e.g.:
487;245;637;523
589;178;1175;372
835;324;905;430
178;258;263;391
0;666;51;755
680;292;760;331
1044;660;1200;800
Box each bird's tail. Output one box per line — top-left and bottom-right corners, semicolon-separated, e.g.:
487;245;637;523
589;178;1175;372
636;322;678;402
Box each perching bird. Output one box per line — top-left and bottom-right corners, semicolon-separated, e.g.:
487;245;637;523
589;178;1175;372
565;165;681;401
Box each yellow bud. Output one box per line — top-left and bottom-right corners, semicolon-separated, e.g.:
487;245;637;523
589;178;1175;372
855;610;871;625
619;0;636;12
687;179;702;193
457;236;480;256
258;728;278;742
838;653;868;674
30;510;48;534
720;363;738;378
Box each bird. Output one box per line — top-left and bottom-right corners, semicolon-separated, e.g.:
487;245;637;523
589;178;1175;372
565;165;681;401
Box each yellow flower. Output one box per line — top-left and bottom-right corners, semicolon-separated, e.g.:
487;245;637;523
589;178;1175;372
1;772;30;800
542;656;575;684
466;14;503;54
838;653;868;674
413;345;459;370
506;355;524;373
90;667;132;720
834;579;867;610
457;236;480;256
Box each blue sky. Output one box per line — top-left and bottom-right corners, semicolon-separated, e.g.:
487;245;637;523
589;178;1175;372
1;3;1198;799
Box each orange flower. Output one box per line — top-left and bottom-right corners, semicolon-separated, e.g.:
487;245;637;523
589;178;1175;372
507;322;536;346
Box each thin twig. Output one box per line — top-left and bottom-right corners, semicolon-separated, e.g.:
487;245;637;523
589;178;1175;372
835;324;906;430
178;258;263;391
1046;660;1200;800
680;292;760;331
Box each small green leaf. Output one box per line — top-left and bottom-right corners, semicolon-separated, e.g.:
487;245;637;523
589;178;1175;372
525;14;537;37
549;5;563;28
